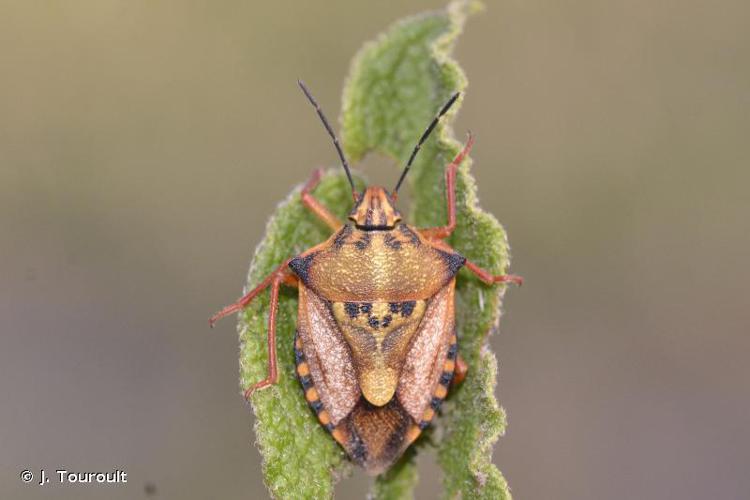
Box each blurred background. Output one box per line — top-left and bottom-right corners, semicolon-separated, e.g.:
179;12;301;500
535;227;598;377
2;1;749;498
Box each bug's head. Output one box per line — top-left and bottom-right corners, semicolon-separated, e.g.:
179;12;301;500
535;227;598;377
298;80;461;226
349;186;401;230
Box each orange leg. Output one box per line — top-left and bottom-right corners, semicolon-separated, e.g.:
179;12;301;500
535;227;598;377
452;353;468;387
243;273;283;399
419;134;475;240
209;259;296;327
301;169;343;231
464;259;523;286
209;260;298;399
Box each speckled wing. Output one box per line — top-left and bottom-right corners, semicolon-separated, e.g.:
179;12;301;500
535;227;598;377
396;279;456;421
296;282;360;425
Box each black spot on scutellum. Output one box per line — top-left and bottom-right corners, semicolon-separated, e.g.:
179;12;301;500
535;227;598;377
345;302;359;318
401;301;416;317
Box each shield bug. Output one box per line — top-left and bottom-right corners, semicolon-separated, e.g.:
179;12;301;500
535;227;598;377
210;81;522;474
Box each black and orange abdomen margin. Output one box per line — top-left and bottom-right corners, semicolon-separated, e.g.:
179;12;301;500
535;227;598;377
294;332;459;474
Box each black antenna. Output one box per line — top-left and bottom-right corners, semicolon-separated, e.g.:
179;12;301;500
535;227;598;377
393;91;461;194
297;80;357;198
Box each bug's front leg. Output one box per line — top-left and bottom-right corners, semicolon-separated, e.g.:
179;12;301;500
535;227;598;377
301;169;343;231
419;134;475;240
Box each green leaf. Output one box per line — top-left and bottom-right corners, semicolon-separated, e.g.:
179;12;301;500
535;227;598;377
238;1;515;498
370;448;418;500
239;174;356;499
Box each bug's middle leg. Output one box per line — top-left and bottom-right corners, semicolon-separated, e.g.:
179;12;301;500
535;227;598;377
301;169;343;231
419;134;475;240
464;259;523;286
242;272;288;399
208;259;298;399
209;259;296;327
423;236;523;286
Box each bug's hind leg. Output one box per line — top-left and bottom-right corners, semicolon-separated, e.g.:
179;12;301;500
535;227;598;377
301;169;343;231
453;353;468;387
418;134;474;240
444;336;468;389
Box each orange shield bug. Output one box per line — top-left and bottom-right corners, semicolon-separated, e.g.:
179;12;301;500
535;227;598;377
210;81;522;474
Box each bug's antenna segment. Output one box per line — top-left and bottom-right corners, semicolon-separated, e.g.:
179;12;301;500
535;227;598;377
393;91;461;194
297;80;357;200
